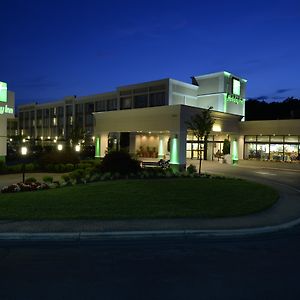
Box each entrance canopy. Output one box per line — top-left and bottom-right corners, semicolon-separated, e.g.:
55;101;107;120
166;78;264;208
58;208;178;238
93;104;242;169
94;104;242;134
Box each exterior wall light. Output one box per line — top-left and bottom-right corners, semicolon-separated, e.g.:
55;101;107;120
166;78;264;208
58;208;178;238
57;144;63;151
75;145;80;152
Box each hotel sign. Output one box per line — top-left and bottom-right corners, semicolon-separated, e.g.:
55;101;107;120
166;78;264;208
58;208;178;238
0;82;7;103
0;105;13;115
0;82;14;115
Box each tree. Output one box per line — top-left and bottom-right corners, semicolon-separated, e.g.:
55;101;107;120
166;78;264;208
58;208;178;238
186;107;215;174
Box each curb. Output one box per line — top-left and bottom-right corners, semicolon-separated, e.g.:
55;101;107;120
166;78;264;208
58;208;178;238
1;216;300;242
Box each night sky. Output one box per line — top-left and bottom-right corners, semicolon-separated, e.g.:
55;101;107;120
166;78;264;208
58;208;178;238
1;0;299;106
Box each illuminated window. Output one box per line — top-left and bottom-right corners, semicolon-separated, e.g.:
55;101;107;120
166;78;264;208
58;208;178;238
232;78;241;96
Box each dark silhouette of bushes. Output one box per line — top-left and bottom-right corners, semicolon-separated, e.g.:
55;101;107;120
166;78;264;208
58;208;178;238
100;151;141;175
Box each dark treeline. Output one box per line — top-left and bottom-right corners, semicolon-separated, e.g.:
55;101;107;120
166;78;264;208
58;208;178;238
245;98;300;121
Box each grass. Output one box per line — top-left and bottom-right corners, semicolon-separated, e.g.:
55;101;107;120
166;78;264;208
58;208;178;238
0;178;278;220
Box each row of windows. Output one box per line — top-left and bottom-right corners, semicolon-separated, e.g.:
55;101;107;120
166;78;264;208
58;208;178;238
120;92;166;110
245;135;299;143
19;93;165;129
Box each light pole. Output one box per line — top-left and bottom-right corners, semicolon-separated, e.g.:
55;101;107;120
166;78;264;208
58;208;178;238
20;146;28;183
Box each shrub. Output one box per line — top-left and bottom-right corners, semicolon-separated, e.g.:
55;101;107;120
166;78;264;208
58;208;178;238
100;151;141;175
65;163;75;172
7;164;22;173
43;176;53;183
223;139;230;155
187;164;197;174
69;169;86;184
0;161;7;172
39;149;80;166
25;163;35;172
25;177;37;184
61;174;71;183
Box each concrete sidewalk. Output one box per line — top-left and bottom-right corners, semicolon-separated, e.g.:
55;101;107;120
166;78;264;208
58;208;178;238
0;161;299;239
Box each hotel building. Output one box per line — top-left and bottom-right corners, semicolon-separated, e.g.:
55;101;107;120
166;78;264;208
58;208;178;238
13;71;300;168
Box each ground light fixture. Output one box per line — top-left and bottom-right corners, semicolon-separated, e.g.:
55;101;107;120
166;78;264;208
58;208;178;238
20;146;28;183
57;144;63;151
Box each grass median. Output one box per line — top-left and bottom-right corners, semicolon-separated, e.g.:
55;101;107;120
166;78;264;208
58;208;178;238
0;178;278;220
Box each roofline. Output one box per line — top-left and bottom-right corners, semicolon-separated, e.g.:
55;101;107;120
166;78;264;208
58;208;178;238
193;71;247;82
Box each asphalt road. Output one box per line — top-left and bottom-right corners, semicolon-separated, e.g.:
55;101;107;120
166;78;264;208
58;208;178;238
1;229;300;300
201;160;300;191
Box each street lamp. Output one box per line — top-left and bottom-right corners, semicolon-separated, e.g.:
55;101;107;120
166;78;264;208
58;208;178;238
20;146;28;183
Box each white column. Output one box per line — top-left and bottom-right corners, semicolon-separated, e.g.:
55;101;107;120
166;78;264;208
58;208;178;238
170;131;186;171
230;135;239;164
158;135;164;159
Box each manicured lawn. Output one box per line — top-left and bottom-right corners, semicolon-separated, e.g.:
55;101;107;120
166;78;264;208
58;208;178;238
0;178;278;220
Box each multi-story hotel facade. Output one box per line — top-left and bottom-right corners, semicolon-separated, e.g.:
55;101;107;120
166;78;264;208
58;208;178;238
12;71;300;168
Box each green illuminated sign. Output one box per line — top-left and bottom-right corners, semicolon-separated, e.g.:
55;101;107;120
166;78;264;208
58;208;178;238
225;93;244;104
0;105;13;115
0;82;7;103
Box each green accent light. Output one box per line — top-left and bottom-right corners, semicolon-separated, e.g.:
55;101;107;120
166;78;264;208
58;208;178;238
232;140;238;162
170;136;179;164
95;137;100;157
0;82;7;103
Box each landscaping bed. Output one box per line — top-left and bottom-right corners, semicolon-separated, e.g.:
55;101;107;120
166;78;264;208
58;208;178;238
0;178;278;220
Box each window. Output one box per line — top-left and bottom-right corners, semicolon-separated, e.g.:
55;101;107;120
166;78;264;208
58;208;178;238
85;102;94;113
149;92;165;107
95;101;106;112
107;99;117;111
232;78;241;96
120;97;132;110
134;95;148;108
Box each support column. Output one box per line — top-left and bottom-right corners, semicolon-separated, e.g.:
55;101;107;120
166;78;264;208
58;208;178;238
95;136;100;159
230;135;239;165
238;135;244;160
170;131;186;171
95;132;108;159
129;132;136;156
158;135;164;159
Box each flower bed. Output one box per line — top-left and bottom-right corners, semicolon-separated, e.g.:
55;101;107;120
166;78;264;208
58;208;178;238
1;182;49;193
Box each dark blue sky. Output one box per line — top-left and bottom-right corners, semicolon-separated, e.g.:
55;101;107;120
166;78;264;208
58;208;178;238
1;0;300;105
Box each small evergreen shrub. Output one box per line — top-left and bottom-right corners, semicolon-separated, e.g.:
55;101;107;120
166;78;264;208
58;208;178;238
100;151;141;175
187;164;197;174
43;176;53;183
25;177;37;184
